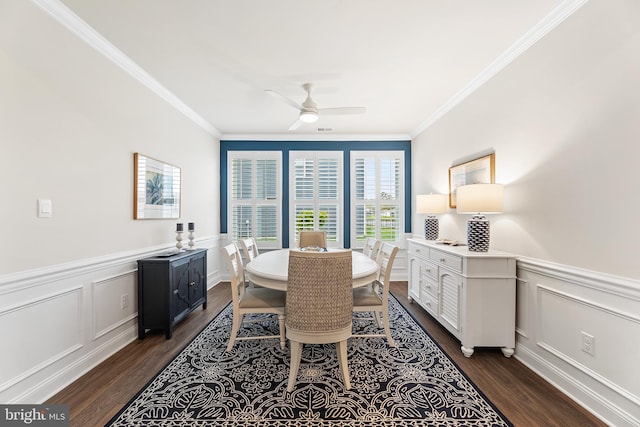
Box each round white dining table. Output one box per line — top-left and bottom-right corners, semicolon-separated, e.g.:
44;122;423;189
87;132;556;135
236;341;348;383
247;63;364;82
245;249;379;291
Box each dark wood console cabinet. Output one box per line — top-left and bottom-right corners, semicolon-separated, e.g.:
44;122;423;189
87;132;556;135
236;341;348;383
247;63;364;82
137;248;207;339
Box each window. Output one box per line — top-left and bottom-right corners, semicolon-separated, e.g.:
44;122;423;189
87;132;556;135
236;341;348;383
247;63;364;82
227;151;281;248
290;151;342;248
221;140;411;249
351;151;404;247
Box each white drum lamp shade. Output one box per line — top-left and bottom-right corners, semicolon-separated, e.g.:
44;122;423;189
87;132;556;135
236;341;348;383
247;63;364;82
456;184;503;252
416;194;447;240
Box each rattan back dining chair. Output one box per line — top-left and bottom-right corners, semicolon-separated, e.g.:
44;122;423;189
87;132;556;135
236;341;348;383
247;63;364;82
286;249;353;392
298;231;327;248
352;243;399;347
222;243;286;352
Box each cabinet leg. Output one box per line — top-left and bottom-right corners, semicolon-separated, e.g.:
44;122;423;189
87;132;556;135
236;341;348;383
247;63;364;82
461;345;474;358
203;301;207;310
408;296;414;303
501;347;514;358
138;321;145;340
165;329;172;339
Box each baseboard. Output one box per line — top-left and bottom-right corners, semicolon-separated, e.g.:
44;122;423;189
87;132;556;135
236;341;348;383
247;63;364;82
14;325;138;404
515;346;637;427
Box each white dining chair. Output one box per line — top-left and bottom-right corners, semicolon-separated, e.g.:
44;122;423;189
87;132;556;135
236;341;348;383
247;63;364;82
286;249;353;391
352;243;399;347
361;237;382;295
239;237;259;264
362;237;380;261
222;243;286;352
238;237;260;287
298;231;327;248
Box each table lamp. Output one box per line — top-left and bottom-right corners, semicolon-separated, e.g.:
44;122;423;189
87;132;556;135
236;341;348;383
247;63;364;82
416;194;448;240
456;184;503;252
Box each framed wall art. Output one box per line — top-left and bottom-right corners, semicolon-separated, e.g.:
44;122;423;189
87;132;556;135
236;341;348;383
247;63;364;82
134;153;181;219
448;153;495;208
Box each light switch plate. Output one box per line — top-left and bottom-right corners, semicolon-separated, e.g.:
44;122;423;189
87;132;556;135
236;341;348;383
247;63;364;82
38;199;52;218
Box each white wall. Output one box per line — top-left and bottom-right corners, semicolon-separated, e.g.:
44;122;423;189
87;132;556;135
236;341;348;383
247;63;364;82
0;1;222;403
412;1;640;425
1;1;220;274
413;0;640;280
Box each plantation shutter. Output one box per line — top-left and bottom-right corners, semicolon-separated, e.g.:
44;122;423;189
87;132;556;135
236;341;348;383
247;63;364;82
290;151;342;247
351;151;404;247
228;152;281;247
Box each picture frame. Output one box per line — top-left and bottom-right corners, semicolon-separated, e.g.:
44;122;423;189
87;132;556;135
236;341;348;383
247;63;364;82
448;153;495;208
134;153;181;219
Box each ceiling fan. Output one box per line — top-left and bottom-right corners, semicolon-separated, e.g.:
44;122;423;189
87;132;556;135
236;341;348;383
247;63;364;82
265;83;366;131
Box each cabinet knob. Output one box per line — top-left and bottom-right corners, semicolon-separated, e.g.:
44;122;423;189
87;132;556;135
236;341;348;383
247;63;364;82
189;281;196;287
440;258;446;263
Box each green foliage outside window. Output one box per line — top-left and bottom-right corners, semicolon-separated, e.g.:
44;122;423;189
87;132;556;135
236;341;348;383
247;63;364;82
296;210;327;231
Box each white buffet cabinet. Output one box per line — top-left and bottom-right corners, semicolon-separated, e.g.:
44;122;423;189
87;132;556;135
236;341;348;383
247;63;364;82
407;238;517;357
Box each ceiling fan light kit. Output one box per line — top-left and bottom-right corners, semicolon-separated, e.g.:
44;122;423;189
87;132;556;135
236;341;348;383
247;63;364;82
299;111;319;123
266;82;365;130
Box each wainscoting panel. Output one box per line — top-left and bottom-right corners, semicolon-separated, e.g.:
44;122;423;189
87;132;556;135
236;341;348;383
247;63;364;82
537;285;640;404
516;258;640;427
0;236;220;404
92;269;138;341
0;289;82;392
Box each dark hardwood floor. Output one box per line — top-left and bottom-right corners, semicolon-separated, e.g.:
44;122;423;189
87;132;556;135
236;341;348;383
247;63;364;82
47;281;607;426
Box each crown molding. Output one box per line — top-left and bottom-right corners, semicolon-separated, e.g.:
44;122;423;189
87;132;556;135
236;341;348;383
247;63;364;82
220;133;412;142
410;0;589;139
30;0;587;141
30;0;221;137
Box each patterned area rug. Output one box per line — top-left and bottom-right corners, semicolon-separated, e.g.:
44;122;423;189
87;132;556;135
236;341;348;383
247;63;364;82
107;294;511;426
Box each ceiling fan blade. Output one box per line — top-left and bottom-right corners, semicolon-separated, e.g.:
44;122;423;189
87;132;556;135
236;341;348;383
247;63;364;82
288;118;303;131
265;89;303;110
318;107;366;115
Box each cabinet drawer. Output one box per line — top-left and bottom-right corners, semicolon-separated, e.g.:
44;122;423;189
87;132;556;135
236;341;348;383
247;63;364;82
421;292;439;317
430;250;462;273
421;260;438;281
408;242;429;260
420;277;438;298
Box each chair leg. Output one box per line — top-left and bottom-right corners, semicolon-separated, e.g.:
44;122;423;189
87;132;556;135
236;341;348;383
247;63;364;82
336;340;351;390
287;341;303;392
381;306;395;348
278;314;286;349
226;312;242;352
374;310;383;328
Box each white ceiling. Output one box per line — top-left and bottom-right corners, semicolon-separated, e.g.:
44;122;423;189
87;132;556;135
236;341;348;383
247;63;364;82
47;0;583;139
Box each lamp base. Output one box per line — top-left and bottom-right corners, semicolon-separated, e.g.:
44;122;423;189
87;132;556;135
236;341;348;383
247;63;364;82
424;217;439;240
467;214;490;252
